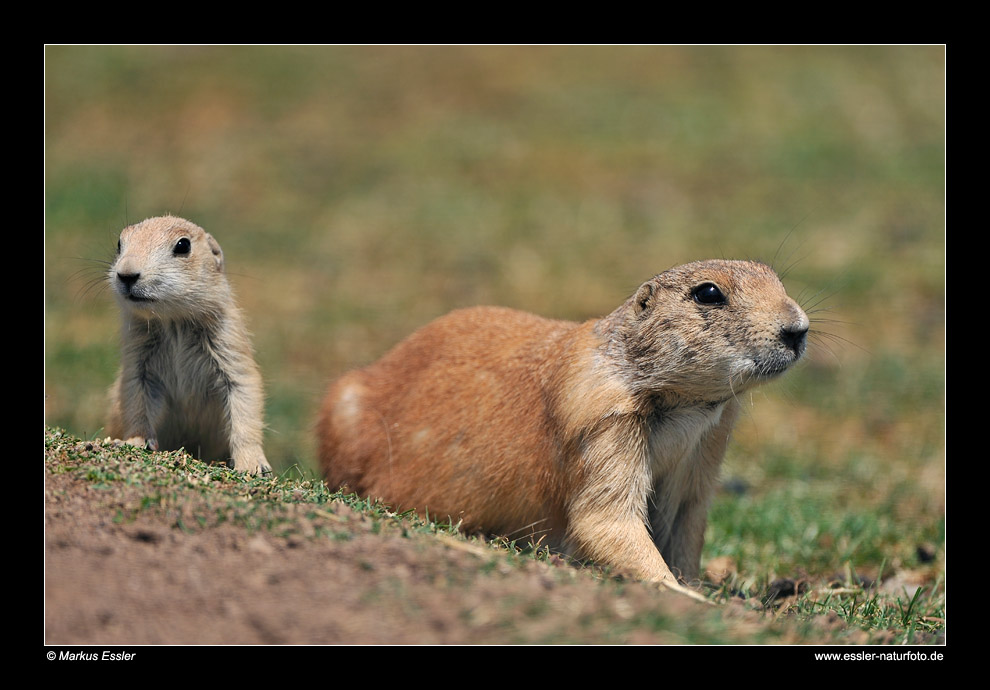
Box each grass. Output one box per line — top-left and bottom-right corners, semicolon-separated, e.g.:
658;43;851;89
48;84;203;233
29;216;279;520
45;427;944;644
45;46;944;645
45;427;459;543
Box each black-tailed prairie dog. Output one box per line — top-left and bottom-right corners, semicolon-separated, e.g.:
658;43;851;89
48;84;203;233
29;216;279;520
107;215;270;475
317;260;808;589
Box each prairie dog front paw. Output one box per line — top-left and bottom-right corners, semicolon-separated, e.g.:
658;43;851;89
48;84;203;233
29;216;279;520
233;447;272;475
122;436;158;451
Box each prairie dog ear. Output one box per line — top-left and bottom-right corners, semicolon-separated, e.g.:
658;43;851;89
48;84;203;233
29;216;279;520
633;281;655;316
205;233;224;272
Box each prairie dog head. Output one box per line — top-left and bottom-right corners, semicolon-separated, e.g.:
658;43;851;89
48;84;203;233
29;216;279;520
604;259;809;404
109;215;231;322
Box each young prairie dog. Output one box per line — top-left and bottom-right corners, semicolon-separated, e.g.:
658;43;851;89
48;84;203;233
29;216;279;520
106;215;271;475
317;260;808;589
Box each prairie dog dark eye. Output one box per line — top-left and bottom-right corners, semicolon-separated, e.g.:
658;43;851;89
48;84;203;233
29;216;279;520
692;283;727;305
116;239;121;254
173;238;191;255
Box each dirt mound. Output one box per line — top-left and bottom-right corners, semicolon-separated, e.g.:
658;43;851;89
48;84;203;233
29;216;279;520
44;429;899;646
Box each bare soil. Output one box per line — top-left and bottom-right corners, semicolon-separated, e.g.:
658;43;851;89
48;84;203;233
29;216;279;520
42;431;861;646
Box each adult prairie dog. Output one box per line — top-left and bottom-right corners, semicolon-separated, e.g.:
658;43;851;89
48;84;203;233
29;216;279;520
317;260;808;588
106;215;270;475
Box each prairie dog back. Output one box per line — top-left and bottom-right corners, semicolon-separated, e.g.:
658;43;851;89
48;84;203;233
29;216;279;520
107;215;270;475
318;259;808;586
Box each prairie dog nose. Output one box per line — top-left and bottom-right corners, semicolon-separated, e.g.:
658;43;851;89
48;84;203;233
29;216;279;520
117;272;140;290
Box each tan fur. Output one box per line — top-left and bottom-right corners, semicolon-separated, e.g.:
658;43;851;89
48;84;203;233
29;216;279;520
317;260;808;586
107;215;270;475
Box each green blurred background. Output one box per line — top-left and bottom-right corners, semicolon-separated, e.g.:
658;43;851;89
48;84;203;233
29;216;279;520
45;46;944;576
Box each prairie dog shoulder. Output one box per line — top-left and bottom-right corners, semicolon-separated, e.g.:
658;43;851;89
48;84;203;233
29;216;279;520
318;259;809;584
107;215;270;475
